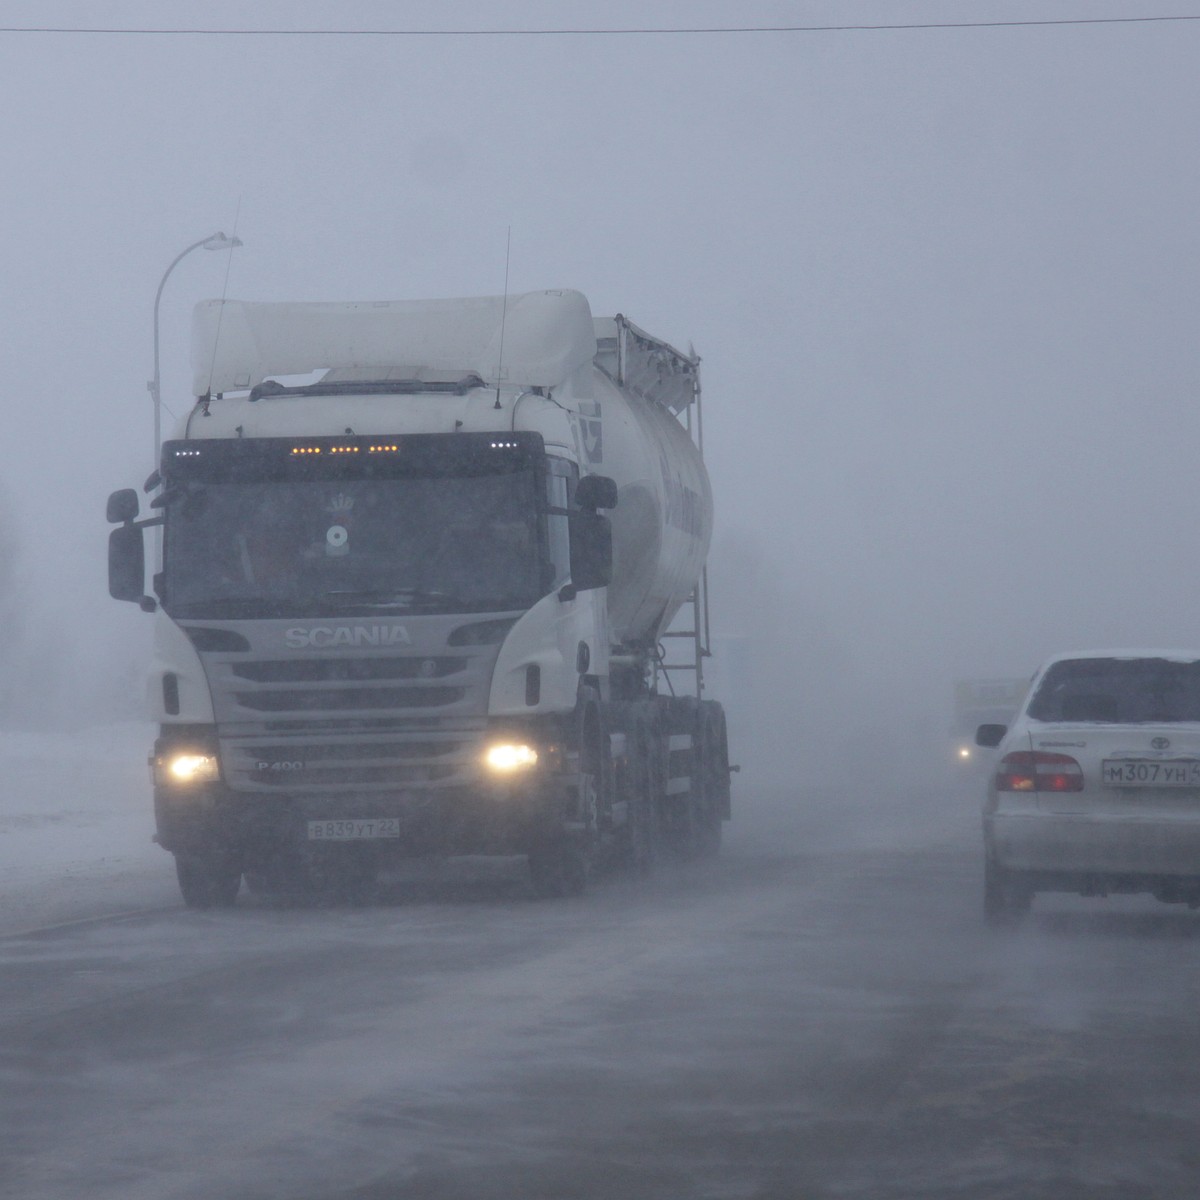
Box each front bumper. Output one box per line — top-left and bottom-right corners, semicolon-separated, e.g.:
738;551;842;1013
155;777;571;862
151;721;580;864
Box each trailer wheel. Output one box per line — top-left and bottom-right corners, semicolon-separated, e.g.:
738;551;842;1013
693;705;729;859
175;852;242;909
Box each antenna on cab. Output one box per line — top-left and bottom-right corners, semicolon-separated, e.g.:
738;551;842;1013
494;225;511;410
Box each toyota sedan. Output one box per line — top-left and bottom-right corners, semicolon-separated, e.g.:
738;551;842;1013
975;650;1200;923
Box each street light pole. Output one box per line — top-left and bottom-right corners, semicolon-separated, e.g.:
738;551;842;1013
148;231;243;464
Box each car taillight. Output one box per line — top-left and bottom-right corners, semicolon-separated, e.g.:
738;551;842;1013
996;750;1084;792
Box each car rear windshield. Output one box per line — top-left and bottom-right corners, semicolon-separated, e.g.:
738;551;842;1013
1027;657;1200;724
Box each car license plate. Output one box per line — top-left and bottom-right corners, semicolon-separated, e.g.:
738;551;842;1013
307;818;401;841
1102;760;1200;787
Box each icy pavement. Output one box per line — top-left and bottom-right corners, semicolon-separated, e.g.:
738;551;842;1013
1;739;1199;1199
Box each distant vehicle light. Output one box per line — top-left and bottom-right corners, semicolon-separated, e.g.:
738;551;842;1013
484;743;539;772
996;750;1083;793
959;746;972;761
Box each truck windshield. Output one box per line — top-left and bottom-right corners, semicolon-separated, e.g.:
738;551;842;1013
163;449;544;619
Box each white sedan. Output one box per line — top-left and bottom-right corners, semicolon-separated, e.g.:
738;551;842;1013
975;649;1200;923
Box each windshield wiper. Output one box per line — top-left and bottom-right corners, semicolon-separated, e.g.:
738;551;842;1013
318;588;461;610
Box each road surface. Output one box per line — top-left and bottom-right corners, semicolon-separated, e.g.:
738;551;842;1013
1;743;1197;1199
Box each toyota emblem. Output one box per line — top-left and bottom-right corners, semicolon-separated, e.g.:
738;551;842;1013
1152;736;1170;750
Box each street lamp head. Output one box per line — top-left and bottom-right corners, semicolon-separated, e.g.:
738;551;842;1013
201;232;243;251
151;230;246;464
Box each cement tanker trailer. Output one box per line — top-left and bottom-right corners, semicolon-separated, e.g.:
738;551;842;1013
106;288;732;905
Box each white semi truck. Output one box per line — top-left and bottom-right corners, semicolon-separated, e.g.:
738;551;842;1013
107;289;731;906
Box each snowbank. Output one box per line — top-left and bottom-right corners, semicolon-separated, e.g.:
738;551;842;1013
0;722;174;932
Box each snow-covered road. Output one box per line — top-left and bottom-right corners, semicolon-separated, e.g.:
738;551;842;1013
2;735;1199;1199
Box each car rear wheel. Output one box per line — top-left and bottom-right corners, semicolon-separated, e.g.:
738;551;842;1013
984;855;1032;926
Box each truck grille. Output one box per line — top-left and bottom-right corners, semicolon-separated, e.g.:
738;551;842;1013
233;685;467;713
185;616;513;795
208;651;491;723
221;724;487;793
230;658;466;683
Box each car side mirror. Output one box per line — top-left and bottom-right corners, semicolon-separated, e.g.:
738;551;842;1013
975;723;1007;748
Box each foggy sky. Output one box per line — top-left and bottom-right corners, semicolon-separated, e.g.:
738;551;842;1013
3;0;1198;773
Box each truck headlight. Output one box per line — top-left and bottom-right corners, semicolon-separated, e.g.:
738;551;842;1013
484;743;539;772
156;752;221;785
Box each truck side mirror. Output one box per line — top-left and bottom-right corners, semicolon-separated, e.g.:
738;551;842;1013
575;474;617;511
975;723;1007;748
568;510;612;592
108;523;147;603
107;487;140;524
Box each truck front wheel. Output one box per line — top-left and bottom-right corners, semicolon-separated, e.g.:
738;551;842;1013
528;840;587;897
175;853;242;909
528;706;602;897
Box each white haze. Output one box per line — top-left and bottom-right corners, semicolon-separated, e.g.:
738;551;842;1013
1;0;1197;792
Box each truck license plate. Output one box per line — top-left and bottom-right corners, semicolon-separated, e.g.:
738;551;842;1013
1102;760;1200;787
307;818;401;841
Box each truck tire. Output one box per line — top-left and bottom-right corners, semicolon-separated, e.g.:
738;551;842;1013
528;703;601;898
175;852;242;909
528;840;587;898
657;698;698;861
692;704;729;859
983;855;1032;926
620;711;662;877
